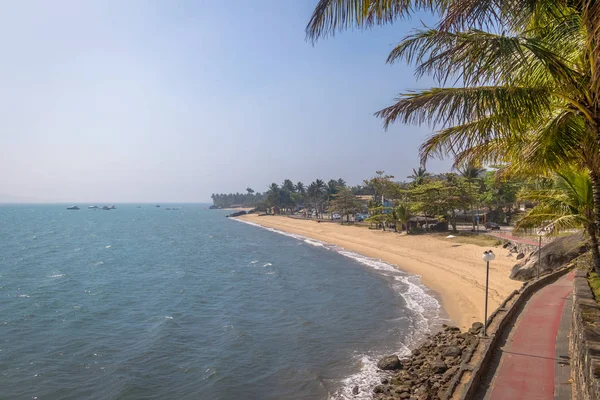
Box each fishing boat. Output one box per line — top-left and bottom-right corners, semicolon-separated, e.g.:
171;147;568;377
66;206;80;210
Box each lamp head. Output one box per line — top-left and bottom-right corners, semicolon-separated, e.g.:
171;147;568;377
482;250;496;262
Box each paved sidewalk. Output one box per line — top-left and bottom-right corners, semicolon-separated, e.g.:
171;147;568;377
487;231;541;246
484;271;575;400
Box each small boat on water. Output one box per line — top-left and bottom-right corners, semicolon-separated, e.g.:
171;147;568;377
108;205;116;210
102;206;111;210
67;206;80;210
156;205;160;207
88;205;98;209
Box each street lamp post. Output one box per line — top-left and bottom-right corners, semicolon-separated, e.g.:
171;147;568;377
482;250;496;336
536;227;549;280
537;234;542;279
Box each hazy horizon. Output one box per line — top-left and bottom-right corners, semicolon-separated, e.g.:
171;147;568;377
1;1;450;203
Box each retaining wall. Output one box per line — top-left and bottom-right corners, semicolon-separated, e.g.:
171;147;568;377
571;270;600;400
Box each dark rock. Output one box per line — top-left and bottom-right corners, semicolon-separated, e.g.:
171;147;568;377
510;232;587;281
399;393;411;399
226;210;247;218
516;252;525;260
377;355;403;370
373;385;386;394
510;247;518;253
381;378;389;384
352;385;359;395
444;325;460;332
394;386;410;394
430;360;448;374
503;241;512;248
442;346;462;357
469;322;483;335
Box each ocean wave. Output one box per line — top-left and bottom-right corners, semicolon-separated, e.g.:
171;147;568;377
231;217;443;399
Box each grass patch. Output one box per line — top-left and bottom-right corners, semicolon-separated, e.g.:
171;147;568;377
588;272;600;306
433;232;504;247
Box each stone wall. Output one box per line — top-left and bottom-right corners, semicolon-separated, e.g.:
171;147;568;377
571;270;600;400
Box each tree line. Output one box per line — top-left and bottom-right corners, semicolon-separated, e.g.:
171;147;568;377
211;166;531;230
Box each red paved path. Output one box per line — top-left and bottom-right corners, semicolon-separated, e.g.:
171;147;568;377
487;271;575;400
488;231;541;246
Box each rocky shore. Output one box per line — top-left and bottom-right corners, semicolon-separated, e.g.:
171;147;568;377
371;323;483;400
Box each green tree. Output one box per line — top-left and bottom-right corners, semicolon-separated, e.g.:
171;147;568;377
407;166;431;187
516;168;600;274
393;203;411;232
457;162;485;229
266;183;281;214
329;188;364;223
282;179;296;193
364;171;395;204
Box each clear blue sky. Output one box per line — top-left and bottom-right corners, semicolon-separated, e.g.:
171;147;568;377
0;0;449;203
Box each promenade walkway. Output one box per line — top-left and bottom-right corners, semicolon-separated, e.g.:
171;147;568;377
481;271;575;400
487;230;541;246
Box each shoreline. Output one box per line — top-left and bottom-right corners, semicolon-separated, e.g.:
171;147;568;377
236;214;521;331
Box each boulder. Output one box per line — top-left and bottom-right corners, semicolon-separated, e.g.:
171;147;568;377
430;360;448;374
377;355;403;370
352;385;359;395
442;346;462;357
510;233;588;281
516;252;525;260
469;322;483;335
373;385;386;394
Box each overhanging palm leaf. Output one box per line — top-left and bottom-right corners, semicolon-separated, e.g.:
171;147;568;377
305;0;438;41
375;86;552;129
388;28;582;87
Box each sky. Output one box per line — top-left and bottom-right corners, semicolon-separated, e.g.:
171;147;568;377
0;0;450;203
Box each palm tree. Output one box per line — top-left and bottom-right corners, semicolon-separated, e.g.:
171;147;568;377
393;203;411;232
282;179;296;193
407;166;431;186
295;182;306;194
306;1;600;230
458;162;485;230
516;168;600;274
267;183;281;214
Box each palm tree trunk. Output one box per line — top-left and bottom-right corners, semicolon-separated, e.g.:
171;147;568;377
590;171;600;236
587;225;600;275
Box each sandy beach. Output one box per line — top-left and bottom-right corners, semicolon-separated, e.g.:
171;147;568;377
237;214;522;331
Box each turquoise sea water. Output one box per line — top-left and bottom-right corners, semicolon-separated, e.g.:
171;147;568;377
0;205;441;399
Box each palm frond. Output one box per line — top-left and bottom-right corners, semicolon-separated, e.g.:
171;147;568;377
375;86;552;129
305;0;433;42
388;28;583;87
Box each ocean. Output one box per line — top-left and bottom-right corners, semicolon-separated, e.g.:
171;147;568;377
0;204;441;399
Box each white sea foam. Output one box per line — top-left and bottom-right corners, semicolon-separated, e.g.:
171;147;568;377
231;217;443;399
263;263;272;267
304;238;327;248
105;245;111;249
250;260;258;264
49;274;64;278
